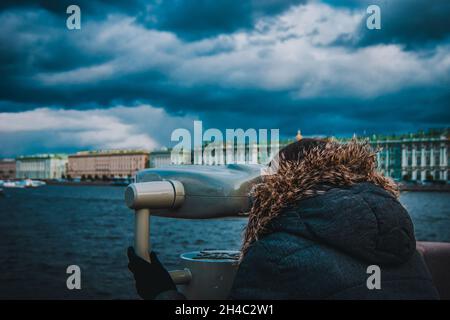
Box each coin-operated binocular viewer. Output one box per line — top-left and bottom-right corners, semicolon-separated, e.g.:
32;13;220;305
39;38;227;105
124;164;263;299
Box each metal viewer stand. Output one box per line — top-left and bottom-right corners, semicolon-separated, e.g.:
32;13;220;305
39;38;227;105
124;164;262;299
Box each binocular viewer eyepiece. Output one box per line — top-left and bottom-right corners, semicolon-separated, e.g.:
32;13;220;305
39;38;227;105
126;164;263;219
125;180;185;210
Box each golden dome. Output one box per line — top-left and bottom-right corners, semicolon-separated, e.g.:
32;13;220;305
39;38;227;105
296;130;303;141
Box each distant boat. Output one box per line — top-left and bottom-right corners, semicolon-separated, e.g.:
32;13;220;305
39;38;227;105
2;181;25;188
24;179;46;188
2;179;46;188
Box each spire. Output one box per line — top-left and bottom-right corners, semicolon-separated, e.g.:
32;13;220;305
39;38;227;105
296;130;303;141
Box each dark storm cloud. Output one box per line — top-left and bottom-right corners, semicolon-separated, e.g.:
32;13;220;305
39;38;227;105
141;0;307;40
328;0;450;49
0;8;116;108
0;0;143;16
0;1;306;40
0;1;309;108
0;5;287;109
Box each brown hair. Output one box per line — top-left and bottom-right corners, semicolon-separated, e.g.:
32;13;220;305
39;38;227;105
275;138;328;163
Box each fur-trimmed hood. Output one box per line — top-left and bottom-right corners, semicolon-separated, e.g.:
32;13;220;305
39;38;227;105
241;139;402;260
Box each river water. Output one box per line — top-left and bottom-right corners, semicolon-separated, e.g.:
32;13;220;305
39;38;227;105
0;185;448;299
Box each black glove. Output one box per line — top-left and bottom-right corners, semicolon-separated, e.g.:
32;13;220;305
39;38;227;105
127;246;176;300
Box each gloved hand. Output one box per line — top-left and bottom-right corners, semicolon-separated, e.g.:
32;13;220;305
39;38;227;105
127;246;176;300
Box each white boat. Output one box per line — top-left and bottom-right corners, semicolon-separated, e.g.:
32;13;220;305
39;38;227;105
2;181;25;188
1;179;46;188
24;179;46;188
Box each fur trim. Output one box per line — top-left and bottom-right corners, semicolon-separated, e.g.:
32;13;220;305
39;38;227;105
240;138;399;260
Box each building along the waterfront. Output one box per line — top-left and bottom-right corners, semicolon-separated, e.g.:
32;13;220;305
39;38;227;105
0;159;16;179
16;154;68;179
370;133;448;182
146;129;449;183
67;150;149;180
149;149;172;168
169;141;283;166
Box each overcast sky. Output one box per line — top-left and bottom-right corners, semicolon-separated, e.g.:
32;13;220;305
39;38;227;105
0;0;449;156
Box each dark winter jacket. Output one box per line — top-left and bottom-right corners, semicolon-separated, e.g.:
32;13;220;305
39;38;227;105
229;182;439;299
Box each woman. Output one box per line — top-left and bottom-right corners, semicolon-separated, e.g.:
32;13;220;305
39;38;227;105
127;138;439;299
